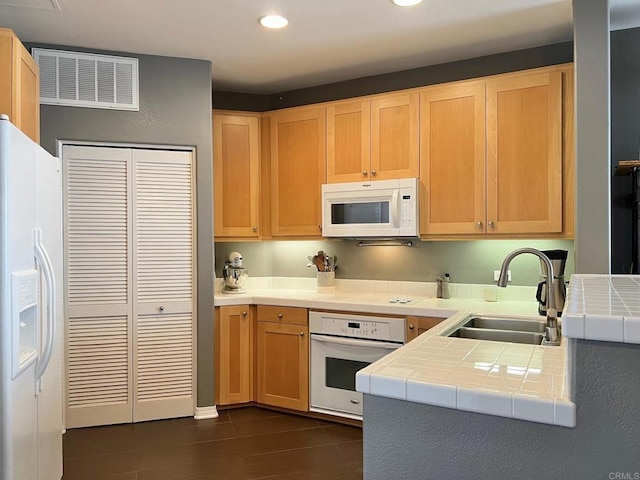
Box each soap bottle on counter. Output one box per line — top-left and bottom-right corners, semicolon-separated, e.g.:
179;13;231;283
441;273;451;299
436;277;443;298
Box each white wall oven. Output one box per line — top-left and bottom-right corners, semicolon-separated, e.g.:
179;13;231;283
310;311;406;420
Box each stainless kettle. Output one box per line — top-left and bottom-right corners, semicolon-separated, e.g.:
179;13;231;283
536;249;568;316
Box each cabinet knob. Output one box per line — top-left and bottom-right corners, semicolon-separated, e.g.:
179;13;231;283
371;170;377;177
242;311;247;317
252;226;257;233
362;171;368;177
409;324;415;330
300;332;305;337
476;221;483;229
278;313;283;319
159;305;165;311
488;220;495;229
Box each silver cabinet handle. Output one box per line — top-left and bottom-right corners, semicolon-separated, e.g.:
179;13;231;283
408;324;415;330
278;313;283;319
159;305;165;311
488;221;495;228
300;332;305;337
371;170;377;176
363;171;368;177
252;226;257;233
476;221;483;229
350;399;360;404
242;311;247;317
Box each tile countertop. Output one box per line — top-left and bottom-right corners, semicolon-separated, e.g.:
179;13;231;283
562;274;640;344
355;310;575;428
213;278;540;318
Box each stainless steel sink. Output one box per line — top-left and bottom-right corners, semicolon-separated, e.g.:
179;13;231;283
462;316;545;333
449;327;545;345
446;315;552;346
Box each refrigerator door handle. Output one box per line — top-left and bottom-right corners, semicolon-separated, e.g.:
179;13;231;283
33;228;56;386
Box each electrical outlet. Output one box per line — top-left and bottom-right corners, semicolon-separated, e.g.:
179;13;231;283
493;270;511;282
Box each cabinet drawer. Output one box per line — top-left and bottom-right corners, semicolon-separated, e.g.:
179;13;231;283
257;306;307;326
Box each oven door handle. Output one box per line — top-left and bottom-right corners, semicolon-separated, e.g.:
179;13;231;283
311;334;401;350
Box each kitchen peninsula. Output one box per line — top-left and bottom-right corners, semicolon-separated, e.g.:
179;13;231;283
360;274;640;480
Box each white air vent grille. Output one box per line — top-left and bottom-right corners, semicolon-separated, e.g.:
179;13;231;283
32;48;139;111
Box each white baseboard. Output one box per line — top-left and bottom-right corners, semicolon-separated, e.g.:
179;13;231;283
194;405;219;420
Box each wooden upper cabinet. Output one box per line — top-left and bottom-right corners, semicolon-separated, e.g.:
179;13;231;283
0;28;39;143
486;71;563;234
269;107;326;237
327;93;419;184
419;82;486;235
327;100;371;183
371;92;419;180
213;111;261;239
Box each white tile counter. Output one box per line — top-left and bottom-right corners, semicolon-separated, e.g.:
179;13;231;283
355;310;575;428
562;274;640;344
214;277;540;318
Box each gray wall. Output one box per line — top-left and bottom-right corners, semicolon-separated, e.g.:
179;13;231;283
29;44;216;408
611;27;640;273
362;340;640;480
213;42;573;111
216;239;574;287
574;0;612;274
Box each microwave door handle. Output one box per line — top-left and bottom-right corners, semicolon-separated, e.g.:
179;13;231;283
390;190;399;227
311;334;400;350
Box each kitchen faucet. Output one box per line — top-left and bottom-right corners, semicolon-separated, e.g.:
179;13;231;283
497;248;560;345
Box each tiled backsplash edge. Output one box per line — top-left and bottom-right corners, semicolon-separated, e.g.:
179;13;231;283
214;276;536;302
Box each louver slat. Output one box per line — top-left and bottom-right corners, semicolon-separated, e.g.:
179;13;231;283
66;153;129;305
136;314;193;401
67;316;129;407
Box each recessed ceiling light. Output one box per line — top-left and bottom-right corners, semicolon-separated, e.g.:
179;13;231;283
259;15;289;29
392;0;423;6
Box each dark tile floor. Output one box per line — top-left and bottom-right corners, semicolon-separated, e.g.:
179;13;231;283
62;407;363;480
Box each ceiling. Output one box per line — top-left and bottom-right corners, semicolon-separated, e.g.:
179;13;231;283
0;0;638;94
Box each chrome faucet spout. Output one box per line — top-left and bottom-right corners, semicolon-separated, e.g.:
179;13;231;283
497;247;560;345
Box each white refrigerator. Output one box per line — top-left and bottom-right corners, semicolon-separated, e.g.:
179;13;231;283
0;115;63;480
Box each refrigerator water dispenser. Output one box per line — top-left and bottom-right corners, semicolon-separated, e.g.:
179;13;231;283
11;269;39;378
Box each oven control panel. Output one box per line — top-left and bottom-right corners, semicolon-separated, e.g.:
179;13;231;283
309;311;406;343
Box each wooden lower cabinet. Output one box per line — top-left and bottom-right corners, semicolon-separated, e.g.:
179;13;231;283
257;308;309;412
214;306;254;405
406;316;444;342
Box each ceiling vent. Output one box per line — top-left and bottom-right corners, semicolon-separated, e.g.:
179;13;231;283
32;48;139;111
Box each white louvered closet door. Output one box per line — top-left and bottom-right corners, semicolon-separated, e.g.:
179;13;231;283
63;146;195;428
132;149;195;422
64;146;133;428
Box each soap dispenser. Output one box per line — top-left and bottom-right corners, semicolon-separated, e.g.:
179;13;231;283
441;273;451;299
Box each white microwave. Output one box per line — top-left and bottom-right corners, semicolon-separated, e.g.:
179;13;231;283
321;178;419;238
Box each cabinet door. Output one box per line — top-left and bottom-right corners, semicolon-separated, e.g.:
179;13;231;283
215;306;253;405
257;321;309;411
406;317;443;342
486;71;563;234
327;100;371;183
371;93;419;181
420;82;486;235
0;29;40;143
270;107;326;237
132;149;195;422
213;112;260;238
